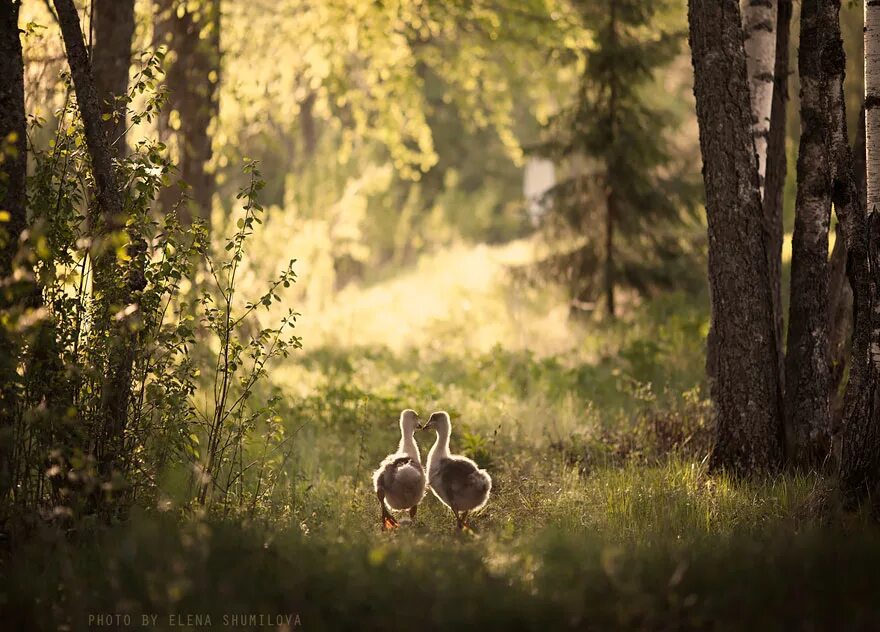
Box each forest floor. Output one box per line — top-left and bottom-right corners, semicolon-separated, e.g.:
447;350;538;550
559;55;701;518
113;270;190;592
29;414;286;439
5;239;880;630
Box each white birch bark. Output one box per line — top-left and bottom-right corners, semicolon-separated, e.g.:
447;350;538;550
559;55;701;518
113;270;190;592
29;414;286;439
867;0;880;216
741;0;777;195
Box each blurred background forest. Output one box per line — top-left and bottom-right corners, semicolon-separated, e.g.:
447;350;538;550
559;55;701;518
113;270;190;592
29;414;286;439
3;0;880;629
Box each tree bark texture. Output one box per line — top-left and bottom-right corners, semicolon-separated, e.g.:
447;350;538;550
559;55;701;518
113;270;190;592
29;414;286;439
92;0;135;154
155;0;220;227
741;0;777;194
784;0;837;467
689;0;784;475
54;0;124;234
763;0;791;401
838;0;880;505
868;0;880;222
828;109;864;429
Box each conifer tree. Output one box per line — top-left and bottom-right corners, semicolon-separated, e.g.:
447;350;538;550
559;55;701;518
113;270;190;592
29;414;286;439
536;0;699;318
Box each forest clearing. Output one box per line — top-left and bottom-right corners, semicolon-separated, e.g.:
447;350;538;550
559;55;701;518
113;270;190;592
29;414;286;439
3;0;880;630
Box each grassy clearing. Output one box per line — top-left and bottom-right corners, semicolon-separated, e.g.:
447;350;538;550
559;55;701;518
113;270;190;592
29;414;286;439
2;241;876;629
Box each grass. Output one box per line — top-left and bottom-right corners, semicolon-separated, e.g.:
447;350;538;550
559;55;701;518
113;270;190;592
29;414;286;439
5;476;878;630
2;239;877;630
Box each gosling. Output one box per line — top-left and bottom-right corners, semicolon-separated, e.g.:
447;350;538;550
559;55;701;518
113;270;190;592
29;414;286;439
422;411;492;530
372;409;427;529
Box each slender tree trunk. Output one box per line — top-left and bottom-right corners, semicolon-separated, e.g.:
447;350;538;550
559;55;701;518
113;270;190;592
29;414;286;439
763;0;791;405
689;0;784;475
54;0;144;509
155;0;220;228
838;0;880;506
54;0;124;231
828;110;864;428
605;188;615;319
828;233;852;415
741;0;777;195
604;0;617;319
784;0;837;467
92;0;135;154
0;0;26;509
868;0;880;226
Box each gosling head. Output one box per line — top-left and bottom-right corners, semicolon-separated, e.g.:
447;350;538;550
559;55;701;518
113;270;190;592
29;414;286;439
399;408;421;435
421;411;451;434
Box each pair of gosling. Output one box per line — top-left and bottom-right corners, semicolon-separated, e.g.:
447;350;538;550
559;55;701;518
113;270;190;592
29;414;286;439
372;410;491;531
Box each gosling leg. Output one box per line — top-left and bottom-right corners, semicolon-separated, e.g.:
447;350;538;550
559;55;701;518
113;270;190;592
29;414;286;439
377;489;398;530
409;505;418;521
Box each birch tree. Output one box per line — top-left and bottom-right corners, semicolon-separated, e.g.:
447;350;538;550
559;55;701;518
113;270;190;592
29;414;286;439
741;0;777;195
688;0;783;474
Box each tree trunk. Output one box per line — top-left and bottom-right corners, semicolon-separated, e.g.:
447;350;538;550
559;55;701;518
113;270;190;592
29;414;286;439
155;0;220;228
784;0;836;467
92;0;135;154
54;0;124;232
838;0;880;506
54;0;143;508
868;0;880;224
0;0;26;280
828;109;864;429
688;0;784;475
763;0;791;406
0;0;26;509
604;0;617;319
604;188;615;319
741;0;777;195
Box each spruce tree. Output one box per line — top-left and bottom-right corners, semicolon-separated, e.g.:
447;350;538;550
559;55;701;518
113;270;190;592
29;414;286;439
536;0;699;318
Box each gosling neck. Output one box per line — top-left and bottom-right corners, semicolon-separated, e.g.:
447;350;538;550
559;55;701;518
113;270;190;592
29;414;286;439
398;427;421;463
431;425;451;460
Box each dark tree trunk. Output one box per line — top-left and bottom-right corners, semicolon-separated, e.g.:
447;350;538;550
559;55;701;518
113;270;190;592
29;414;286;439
604;188;615;319
838;0;880;507
54;0;124;232
604;0;617;320
834;157;880;506
54;0;143;507
0;0;26;280
763;0;791;401
828;110;864;429
828;234;852;416
0;0;26;509
784;0;836;468
92;0;135;154
688;0;783;475
155;0;220;228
